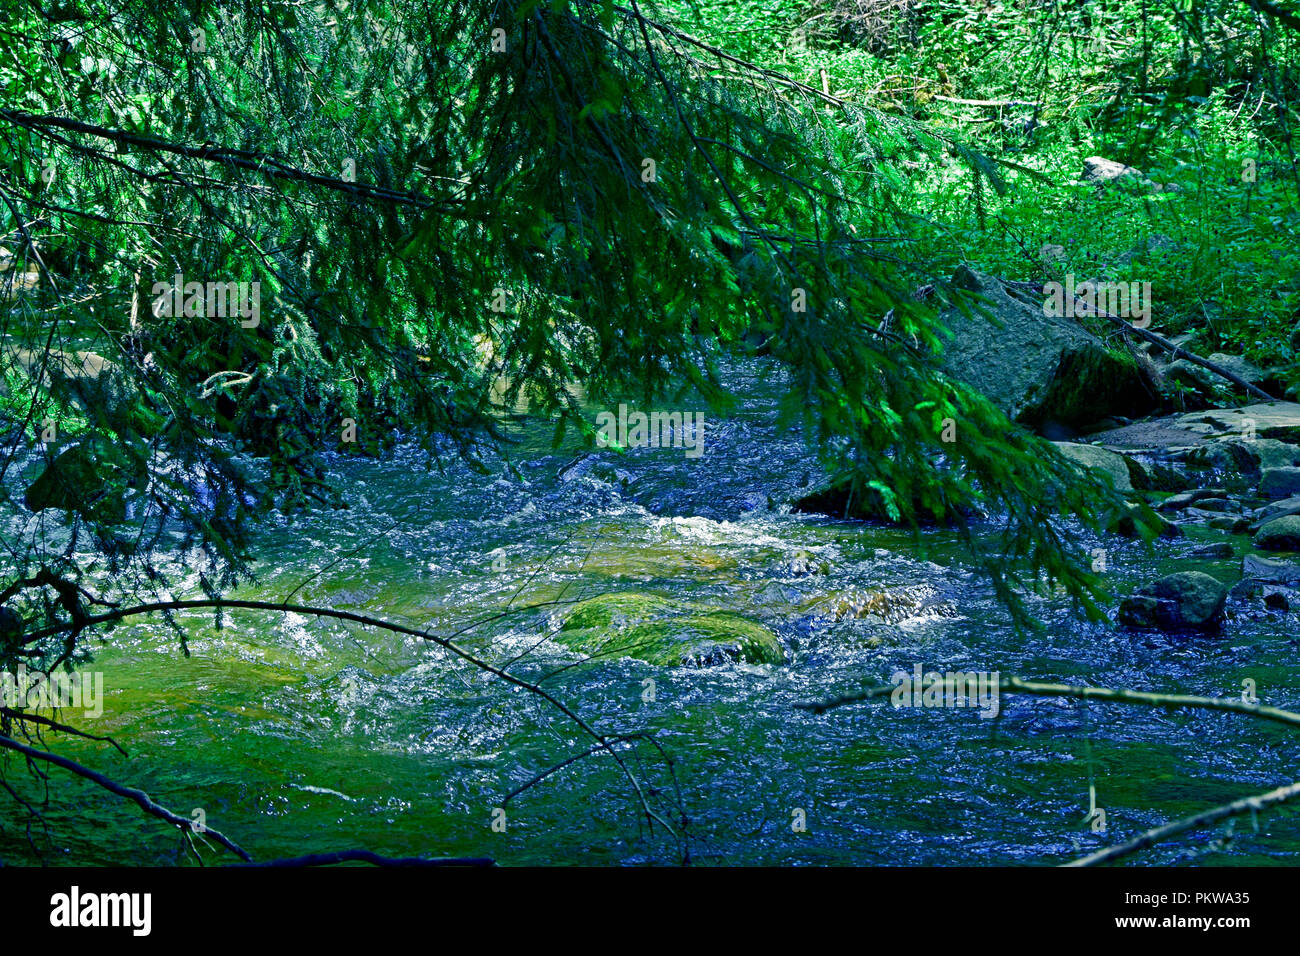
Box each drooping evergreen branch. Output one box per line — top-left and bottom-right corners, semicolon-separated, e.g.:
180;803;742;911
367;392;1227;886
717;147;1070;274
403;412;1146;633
0;110;446;211
1243;0;1300;32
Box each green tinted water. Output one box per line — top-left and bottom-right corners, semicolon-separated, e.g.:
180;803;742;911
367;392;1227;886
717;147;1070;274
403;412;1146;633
4;361;1299;865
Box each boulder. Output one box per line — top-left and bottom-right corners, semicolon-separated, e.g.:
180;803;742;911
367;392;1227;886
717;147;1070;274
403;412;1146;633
937;267;1157;429
1261;468;1300;500
1251;496;1300;531
1096;403;1300;450
1254;516;1300;552
1242;553;1300;585
1165;353;1269;397
1123;454;1194;493
1244;439;1300;471
1206;515;1251;533
1207;353;1269;388
1117;571;1228;631
1052;442;1133;491
552;593;783;667
1115;234;1176;266
1091;404;1300;495
1182;442;1259;493
1082;156;1144;186
1082;156;1177;193
1158;488;1230;511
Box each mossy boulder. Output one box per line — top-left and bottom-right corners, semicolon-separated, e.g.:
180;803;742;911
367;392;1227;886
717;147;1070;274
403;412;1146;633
1117;571;1228;632
554;593;783;667
937;267;1158;429
1261;468;1300;500
1255;516;1300;552
1052;442;1133;491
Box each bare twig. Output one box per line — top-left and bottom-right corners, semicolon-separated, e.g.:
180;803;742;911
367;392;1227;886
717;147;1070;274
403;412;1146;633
1066;778;1300;867
799;675;1300;865
0;732;251;861
799;675;1300;732
19;596;678;838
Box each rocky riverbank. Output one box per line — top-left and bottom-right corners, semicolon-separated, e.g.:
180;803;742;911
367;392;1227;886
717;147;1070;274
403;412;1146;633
797;266;1300;635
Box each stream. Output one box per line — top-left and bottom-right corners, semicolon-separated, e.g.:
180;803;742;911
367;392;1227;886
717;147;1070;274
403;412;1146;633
4;357;1299;866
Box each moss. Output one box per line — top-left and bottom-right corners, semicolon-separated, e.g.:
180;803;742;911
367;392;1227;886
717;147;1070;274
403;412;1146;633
555;593;783;667
560;593;684;631
1025;345;1153;429
797;587;930;624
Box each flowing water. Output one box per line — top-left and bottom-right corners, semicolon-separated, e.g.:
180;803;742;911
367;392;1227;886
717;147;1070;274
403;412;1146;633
3;359;1299;866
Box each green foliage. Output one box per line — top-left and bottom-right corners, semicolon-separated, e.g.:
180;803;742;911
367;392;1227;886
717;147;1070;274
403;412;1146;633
3;0;1294;644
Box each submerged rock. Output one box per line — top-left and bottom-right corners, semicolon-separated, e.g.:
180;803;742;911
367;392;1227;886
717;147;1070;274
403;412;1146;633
797;586;955;625
552;593;783;667
1118;571;1228;631
791;479;967;524
1263;587;1297;611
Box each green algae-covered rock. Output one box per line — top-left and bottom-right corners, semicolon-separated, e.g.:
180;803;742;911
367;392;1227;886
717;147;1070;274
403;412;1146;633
1117;571;1228;631
554;593;783;667
1255;515;1300;552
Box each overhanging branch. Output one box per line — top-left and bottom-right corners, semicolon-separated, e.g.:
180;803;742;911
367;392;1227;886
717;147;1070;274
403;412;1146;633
0;109;444;211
